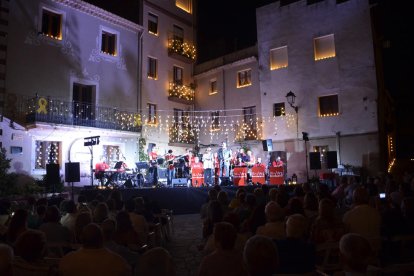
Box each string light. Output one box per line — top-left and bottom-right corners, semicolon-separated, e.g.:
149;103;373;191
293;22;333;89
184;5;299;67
168;38;196;61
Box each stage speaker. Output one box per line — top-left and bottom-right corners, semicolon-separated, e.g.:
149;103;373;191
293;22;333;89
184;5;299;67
46;164;60;185
327;151;338;169
123;179;133;188
220;177;231;186
262;139;273;152
309;152;321;170
65;162;80;182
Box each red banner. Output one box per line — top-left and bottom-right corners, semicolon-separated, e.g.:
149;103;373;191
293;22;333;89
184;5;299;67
233;167;247;186
251;167;266;185
192;168;204;187
269;167;284;185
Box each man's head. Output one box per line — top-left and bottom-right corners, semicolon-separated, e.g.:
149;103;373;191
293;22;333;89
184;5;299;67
222;142;227;149
257;157;262;163
194;156;200;163
277;156;281;161
168;149;173;154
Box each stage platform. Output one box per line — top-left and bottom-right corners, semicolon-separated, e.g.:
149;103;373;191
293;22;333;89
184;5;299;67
77;185;259;215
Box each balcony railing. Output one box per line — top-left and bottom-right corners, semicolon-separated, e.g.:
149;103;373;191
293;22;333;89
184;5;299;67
169;123;196;144
167;37;196;63
168;82;195;104
4;93;142;132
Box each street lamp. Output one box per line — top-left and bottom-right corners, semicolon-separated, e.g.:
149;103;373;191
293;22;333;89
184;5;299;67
286;91;299;138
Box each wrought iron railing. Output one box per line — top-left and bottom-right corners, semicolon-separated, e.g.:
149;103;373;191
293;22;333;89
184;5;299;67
4;93;141;132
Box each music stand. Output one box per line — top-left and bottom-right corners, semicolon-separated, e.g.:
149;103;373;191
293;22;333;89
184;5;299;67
114;161;124;169
135;162;149;171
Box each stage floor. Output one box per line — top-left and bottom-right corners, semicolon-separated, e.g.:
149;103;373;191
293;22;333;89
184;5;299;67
76;185;256;215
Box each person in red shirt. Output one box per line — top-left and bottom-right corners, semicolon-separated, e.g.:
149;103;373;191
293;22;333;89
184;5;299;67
253;157;266;170
272;156;284;168
165;149;176;187
95;159;109;186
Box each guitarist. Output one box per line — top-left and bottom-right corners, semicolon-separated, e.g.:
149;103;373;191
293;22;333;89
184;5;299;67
164;149;176;187
218;141;232;179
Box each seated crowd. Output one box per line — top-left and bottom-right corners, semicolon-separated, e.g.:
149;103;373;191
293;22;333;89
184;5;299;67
198;172;414;275
0;190;174;276
0;172;413;275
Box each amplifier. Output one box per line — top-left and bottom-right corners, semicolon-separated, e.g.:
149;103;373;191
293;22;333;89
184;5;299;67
172;178;188;187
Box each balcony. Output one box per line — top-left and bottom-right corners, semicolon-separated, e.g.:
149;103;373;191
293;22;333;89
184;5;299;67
5;94;142;133
168;82;195;105
167;37;196;63
169;123;196;145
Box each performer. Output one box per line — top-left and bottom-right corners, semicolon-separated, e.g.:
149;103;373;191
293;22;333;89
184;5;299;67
148;146;159;186
218;141;232;178
164;149;176;187
184;148;194;177
95;159;109;186
213;151;220;185
202;147;214;186
246;150;255;166
149;146;158;162
253;157;266;170
272;156;284;167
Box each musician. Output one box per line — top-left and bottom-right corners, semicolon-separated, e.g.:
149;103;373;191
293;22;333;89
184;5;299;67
149;146;158;162
237;148;247;163
253;157;266;170
95;159;109;186
184;149;193;177
272;156;284;168
165;149;176;187
213;151;220;185
203;147;214;186
218;142;232;178
246;150;255;166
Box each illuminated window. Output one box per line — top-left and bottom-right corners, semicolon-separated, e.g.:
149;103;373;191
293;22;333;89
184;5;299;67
211;111;220;130
101;31;117;56
147;103;157;124
148;13;158;35
41;9;62;40
242;106;257;140
237;69;252;88
35;141;61;169
173;66;183;85
173;25;184;43
270;46;288;70
176;0;192;13
148;57;157;79
314;34;336;61
273;102;286;117
209;79;217;95
318;95;339;117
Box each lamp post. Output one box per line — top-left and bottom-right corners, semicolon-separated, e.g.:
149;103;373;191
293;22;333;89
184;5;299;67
286;91;299;139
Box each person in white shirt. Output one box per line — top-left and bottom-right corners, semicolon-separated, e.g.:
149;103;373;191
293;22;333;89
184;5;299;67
203;147;214;186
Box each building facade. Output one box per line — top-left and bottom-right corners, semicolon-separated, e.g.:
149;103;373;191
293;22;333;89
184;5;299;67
2;0;143;185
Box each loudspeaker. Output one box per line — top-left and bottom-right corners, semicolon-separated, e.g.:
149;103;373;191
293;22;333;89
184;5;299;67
65;162;80;182
123;179;133;188
262;139;273;152
309;152;321;170
46;164;60;185
220;177;231;186
172;178;187;187
327;151;338;169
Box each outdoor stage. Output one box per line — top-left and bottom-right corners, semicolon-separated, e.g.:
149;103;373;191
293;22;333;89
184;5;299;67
77;185;258;215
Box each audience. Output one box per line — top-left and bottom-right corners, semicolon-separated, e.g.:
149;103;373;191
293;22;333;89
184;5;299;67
59;223;131;276
198;222;248;276
136;247;175;276
0;243;13;276
243;235;278;276
256;201;285;239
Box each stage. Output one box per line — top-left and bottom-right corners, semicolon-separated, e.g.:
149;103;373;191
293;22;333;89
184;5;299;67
77;185;258;215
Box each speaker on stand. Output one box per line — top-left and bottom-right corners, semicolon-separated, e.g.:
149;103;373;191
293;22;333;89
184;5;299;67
309;152;321;179
46;164;60;194
65;162;80;200
327;151;338;169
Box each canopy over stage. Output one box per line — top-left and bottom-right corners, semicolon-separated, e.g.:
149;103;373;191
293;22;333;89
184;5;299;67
78;186;259;215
